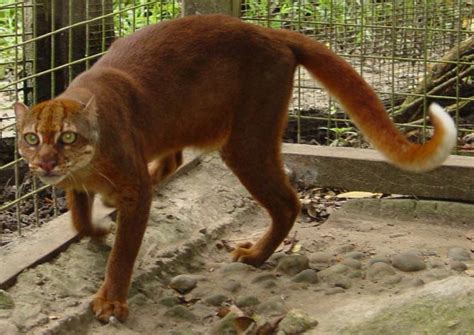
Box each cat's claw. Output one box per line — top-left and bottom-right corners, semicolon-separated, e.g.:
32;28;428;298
92;296;129;323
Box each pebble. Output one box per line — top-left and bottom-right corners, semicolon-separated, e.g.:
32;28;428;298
333;277;352;289
291;269;319;284
341;258;362;269
426;268;451;280
450;261;468;272
277;309;318;334
382;274;403;286
344;251;365;260
267;252;286;266
222;280;241;293
169;275;198;294
204;294;228;307
367;256;390;266
276;255;310;276
336;245;355;254
256;298;288;316
163;305;196;321
251;273;277;284
310;252;335;264
391;252;426;272
410;278;425;287
367;262;396;281
428;259;446;269
318;264;351;280
236;295;260;308
447;247;472;261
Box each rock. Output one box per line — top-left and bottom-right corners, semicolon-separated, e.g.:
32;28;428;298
342;258;362;269
450;261;468;272
344;251;365;260
367;256;390;266
428;259;446;269
267;252;286;266
336;245;355;254
204;294;228;307
278;309;318;334
251;273;277;284
391;252;426;272
221;262;255;273
211;311;238;335
236;295;260;308
291;269;319;284
367;262;396;282
318;264;351;280
409;278;425;287
426;268;451;280
222;280;241;293
169;275;198;294
163;305;196;321
0;290;14;309
382;274;403;286
276;255;310;276
447;247;472;261
309;252;334;264
256;298;288;316
334;277;352;289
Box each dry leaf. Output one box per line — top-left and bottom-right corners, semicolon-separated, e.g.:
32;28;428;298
336;191;381;199
234;316;256;334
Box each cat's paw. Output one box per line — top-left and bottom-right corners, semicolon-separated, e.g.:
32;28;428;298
231;242;267;267
91;296;129;323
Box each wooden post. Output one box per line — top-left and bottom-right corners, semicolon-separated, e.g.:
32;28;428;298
182;0;241;17
33;0;114;102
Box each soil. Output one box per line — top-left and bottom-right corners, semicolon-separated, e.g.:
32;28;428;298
0;153;473;334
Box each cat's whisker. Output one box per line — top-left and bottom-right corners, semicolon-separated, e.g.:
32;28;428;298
92;167;117;190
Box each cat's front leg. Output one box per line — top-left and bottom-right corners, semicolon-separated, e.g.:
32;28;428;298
67;190;109;239
91;181;152;322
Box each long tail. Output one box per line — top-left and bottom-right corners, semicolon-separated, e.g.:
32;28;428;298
268;29;456;172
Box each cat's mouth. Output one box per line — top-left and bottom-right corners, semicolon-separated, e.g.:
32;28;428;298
36;171;67;185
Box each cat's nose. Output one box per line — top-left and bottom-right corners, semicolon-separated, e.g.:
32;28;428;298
37;159;57;173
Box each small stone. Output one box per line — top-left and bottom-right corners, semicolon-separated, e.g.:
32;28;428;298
367;262;396;281
276;255;310;276
336;245;355;254
211;311;238;335
333;277;352;289
278;309;318;334
426;268;451;280
222;280;241;292
204;294;228;306
251;273;277;283
367;256;390;266
382;274;403;286
0;290;14;309
158;296;180;307
428;259;446;269
256;298;288;316
318;264;351;280
341;258;362;269
163;305;196;320
261;280;278;289
236;295;260;308
309;252;334;264
349;270;363;279
344;251;365;260
169;275;198;294
291;269;319;284
267;252;286;266
221;262;255;273
450;261;468;272
447;247;472;261
391;252;426;272
325;287;345;295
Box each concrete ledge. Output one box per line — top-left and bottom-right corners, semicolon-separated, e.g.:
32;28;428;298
283;144;474;202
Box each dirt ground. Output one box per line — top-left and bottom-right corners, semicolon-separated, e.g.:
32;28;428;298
0;153;473;335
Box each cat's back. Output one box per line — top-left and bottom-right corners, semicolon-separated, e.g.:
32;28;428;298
94;14;278;69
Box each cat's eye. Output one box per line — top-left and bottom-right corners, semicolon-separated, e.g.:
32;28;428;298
24;133;39;145
60;132;77;144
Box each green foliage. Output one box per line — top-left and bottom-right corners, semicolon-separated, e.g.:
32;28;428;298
0;0;23;65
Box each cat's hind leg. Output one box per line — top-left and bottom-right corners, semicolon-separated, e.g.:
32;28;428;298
148;150;183;185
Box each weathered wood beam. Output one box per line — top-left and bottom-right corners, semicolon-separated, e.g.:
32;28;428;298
283;144;474;202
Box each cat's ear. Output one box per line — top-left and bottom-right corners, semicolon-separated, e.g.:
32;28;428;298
83;95;98;124
14;102;29;122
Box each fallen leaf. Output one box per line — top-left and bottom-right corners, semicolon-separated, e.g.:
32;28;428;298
234;316;256;334
336;191;381;199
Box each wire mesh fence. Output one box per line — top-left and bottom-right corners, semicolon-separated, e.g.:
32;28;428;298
0;0;473;245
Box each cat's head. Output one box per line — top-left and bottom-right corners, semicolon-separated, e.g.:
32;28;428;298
14;98;99;185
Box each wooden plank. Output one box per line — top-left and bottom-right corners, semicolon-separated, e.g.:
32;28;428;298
0;152;201;289
282;144;474;202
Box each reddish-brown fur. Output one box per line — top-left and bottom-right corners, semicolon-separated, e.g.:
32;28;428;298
14;15;454;322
